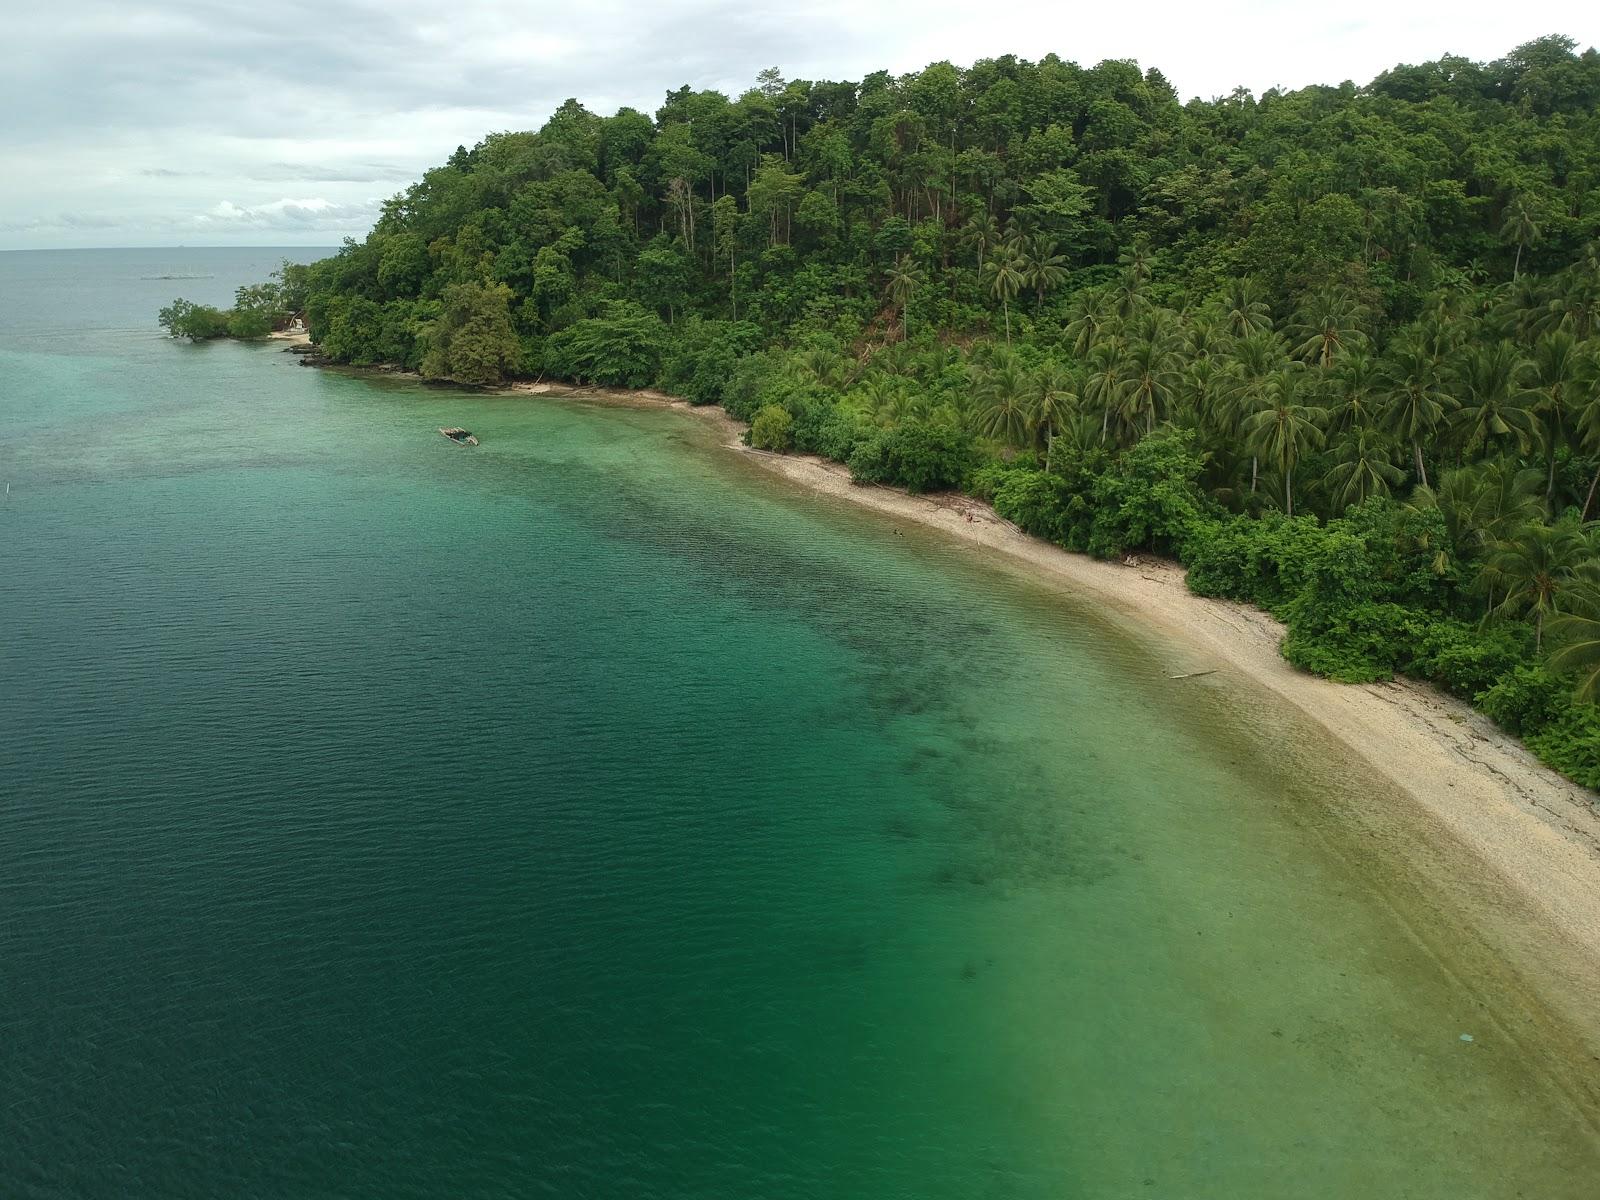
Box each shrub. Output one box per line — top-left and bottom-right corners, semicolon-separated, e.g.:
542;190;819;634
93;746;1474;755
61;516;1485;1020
1087;429;1211;559
543;301;668;388
749;404;795;452
847;422;975;494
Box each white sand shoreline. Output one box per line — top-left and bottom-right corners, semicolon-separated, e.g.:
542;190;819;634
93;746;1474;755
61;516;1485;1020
509;380;1600;1059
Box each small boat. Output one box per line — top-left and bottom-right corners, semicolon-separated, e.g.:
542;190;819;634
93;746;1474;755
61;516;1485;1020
439;427;479;446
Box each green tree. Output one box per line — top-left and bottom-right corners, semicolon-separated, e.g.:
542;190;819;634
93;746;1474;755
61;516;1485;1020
420;282;521;385
974;353;1034;446
1450;342;1536;460
885;256;925;342
1482;518;1594;649
1245;367;1326;516
1501;195;1541;282
1381;332;1455;487
981;241;1026;345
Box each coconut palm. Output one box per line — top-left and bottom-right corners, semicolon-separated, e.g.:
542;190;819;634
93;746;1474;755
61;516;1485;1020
1564;350;1600;519
1082;339;1127;446
1288;286;1370;369
1119;334;1183;436
1030;361;1079;470
1217;277;1274;339
964;211;1001;272
1244;367;1326;516
1543;276;1600;340
1324;429;1404;511
1412;462;1544;561
1381;331;1455;487
1546;582;1600;700
1527;330;1585;504
1227;328;1290;494
884;255;924;342
1450;341;1537;460
1185;308;1228;361
1482;517;1594;650
1501;195;1540;282
1324;346;1386;436
1117;239;1155;288
1022;236;1068;310
981;241;1026;345
1064;287;1116;357
972;353;1033;446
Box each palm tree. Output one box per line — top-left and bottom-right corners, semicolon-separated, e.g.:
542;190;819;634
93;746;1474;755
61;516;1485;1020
1227;329;1290;494
1380;332;1455;486
1244;367;1326;517
964;211;1001;273
1217;277;1273;338
884;255;924;343
1527;330;1584;504
1117;239;1155;287
1324;347;1386;436
1412;462;1544;563
973;353;1033;446
1450;341;1536;460
1324;429;1404;511
1501;195;1540;283
981;241;1026;345
1482;517;1593;650
1083;340;1127;446
1030;361;1079;471
1547;582;1600;700
1565;349;1600;519
1288;286;1370;369
1544;276;1600;340
1064;287;1115;357
1023;236;1068;310
1185;309;1228;361
1119;334;1183;436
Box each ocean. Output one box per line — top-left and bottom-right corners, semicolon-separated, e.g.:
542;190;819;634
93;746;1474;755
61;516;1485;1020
1;247;1596;1197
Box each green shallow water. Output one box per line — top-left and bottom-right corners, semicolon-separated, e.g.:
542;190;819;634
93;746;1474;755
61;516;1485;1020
1;249;1597;1198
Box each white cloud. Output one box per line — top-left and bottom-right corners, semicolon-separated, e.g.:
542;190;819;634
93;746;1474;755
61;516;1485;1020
198;197;380;229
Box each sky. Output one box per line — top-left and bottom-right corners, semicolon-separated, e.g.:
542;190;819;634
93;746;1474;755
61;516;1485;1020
2;0;1596;250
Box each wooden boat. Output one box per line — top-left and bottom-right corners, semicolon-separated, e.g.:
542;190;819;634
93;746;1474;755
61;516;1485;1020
439;427;479;446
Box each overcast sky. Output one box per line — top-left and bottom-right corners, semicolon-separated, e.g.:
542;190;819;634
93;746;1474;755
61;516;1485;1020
2;1;1595;250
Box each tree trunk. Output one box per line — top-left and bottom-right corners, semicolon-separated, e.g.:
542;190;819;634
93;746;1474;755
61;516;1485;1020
1285;463;1294;518
1413;441;1428;489
1514;242;1523;283
1251;456;1258;494
1003;299;1010;346
1583;462;1600;521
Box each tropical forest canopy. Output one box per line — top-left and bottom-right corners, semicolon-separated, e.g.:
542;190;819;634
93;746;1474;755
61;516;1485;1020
165;36;1600;783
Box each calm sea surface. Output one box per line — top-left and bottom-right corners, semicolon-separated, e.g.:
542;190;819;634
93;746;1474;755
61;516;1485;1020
1;248;1596;1198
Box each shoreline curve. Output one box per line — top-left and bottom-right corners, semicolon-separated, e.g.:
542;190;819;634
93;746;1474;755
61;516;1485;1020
507;378;1600;1071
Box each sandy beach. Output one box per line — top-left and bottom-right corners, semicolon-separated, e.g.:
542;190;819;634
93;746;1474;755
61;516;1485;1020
510;380;1600;1067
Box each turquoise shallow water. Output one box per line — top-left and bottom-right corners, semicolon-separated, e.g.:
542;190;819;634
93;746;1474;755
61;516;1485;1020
1;249;1598;1198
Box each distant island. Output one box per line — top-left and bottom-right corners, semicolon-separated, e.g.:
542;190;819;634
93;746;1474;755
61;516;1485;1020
163;36;1600;787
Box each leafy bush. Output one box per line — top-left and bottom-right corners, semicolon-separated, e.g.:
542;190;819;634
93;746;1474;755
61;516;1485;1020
158;299;231;341
1407;618;1530;698
749;404;795;452
1086;429;1211;559
847;422;975;494
659;320;765;406
543;301;669;388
